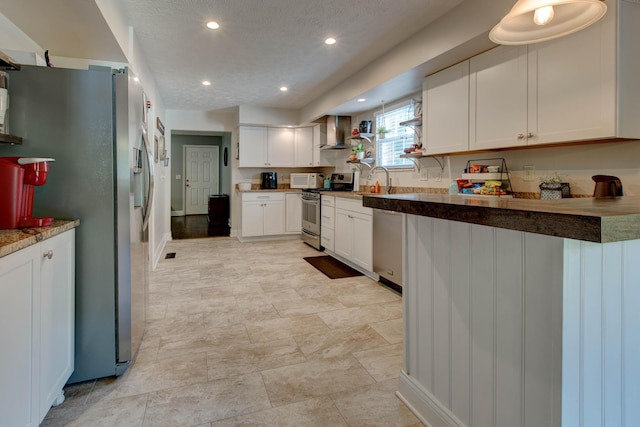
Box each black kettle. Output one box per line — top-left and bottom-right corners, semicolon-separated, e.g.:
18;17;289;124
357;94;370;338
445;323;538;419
592;175;623;197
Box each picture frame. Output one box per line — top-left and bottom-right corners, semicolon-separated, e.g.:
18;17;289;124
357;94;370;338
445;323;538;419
156;117;165;135
154;135;159;162
159;135;166;160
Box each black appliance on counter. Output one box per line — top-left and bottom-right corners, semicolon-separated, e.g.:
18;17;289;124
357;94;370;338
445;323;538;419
301;172;354;250
261;171;278;189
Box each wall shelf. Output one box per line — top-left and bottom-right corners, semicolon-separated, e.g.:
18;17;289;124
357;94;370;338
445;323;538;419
399;116;422;127
0;50;20;70
346;133;375;145
0;133;23;145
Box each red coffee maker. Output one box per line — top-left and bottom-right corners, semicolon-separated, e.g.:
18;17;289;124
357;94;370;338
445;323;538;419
0;156;55;229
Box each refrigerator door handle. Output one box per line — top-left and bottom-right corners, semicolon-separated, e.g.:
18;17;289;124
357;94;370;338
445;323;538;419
141;125;154;231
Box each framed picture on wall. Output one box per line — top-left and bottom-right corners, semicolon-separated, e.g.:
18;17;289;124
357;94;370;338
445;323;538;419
156;117;165;135
159;136;166;160
154;135;159;162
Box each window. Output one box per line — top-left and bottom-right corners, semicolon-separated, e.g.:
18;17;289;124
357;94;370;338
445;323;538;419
375;102;415;168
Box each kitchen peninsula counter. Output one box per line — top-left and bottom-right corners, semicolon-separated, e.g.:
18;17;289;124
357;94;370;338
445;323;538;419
363;193;640;243
362;193;639;426
0;219;79;258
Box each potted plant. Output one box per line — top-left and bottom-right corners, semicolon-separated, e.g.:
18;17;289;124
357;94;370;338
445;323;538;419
376;126;388;139
539;173;571;199
353;143;365;160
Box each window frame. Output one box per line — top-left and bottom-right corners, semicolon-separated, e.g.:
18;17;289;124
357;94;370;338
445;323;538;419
374;100;416;170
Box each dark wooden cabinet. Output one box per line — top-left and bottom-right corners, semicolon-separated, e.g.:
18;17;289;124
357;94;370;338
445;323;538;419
208;194;230;236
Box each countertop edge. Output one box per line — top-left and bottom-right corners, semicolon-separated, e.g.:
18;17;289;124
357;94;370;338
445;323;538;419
363;195;640;243
0;219;80;258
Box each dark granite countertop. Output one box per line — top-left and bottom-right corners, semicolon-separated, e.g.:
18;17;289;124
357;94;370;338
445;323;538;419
0;220;80;258
363;194;640;243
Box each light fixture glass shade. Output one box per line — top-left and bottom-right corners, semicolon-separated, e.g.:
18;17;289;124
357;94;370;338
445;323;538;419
489;0;607;45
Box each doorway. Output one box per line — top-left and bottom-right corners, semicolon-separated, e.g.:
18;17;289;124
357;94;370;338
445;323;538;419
184;145;219;215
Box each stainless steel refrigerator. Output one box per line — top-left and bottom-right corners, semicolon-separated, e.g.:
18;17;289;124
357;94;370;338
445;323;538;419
1;65;154;383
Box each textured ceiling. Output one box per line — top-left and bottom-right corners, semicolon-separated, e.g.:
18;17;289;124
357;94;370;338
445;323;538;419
0;0;464;114
115;0;462;112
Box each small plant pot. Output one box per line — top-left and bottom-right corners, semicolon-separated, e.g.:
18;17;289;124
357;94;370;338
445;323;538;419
356;151;365;160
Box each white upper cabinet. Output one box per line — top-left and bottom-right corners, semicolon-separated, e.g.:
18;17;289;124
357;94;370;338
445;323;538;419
239;126;267;167
294;127;313;166
267;128;295;167
240;125;320;168
468;0;640;150
423;60;470;155
469;45;529;150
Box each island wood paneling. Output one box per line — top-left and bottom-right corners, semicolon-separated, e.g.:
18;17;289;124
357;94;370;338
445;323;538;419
401;216;563;427
562;239;640;427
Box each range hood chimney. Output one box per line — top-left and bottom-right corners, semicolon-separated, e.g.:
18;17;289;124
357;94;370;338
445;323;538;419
318;115;352;149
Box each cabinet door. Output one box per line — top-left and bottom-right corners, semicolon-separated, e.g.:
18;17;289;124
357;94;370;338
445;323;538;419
263;200;285;235
351;212;373;271
241;201;265;236
424;60;470;155
334;209;353;260
0;244;39;427
267;128;294;167
39;230;75;422
470;45;528;150
239;126;267;167
294;127;314;167
285;193;302;233
528;18;616;145
312;125;323;166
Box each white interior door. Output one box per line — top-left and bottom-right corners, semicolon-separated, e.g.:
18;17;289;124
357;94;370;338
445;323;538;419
185;145;219;215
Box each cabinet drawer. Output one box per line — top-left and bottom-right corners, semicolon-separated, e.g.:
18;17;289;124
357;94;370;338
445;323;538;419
320;228;334;252
336;197;372;216
320;207;334;229
242;192;284;202
321;195;335;207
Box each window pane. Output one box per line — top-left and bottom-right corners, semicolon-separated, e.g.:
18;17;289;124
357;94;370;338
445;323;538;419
375;103;415;168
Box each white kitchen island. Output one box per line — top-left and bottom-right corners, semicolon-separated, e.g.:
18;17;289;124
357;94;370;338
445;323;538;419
363;194;640;427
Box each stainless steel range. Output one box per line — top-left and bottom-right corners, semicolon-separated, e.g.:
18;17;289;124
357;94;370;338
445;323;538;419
301;172;354;250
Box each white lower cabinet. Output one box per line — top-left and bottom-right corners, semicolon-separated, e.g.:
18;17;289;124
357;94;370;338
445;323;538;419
284;193;302;234
241;193;285;237
334;198;373;272
0;228;75;426
321;195;335;252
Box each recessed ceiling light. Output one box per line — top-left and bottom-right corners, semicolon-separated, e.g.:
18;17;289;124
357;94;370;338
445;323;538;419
325;37;337;45
357;98;366;102
202;80;211;86
206;21;220;30
280;86;288;92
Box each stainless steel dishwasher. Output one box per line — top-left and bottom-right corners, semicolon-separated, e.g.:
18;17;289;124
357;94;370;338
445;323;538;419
373;209;403;291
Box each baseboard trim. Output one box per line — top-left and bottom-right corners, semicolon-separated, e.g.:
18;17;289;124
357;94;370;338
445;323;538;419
171;210;184;217
397;371;466;427
152;232;172;270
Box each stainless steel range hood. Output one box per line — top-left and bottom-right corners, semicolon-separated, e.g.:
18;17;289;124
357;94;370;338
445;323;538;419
317;115;352;149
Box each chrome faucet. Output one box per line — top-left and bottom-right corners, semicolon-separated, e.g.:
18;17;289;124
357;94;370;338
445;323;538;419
368;166;392;194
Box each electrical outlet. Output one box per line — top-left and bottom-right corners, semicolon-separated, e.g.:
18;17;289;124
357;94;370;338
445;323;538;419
523;165;535;182
176;174;182;180
432;169;442;182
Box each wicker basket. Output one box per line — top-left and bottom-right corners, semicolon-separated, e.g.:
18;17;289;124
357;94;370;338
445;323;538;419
539;182;571;199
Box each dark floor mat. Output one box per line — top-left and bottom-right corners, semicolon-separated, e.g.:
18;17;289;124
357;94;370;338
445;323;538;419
303;256;363;279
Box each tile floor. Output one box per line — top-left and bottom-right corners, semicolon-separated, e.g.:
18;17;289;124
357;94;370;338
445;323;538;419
42;237;421;427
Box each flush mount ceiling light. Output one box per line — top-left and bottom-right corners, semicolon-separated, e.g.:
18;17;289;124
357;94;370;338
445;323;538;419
357;98;366;102
206;21;220;30
202;80;211;86
489;0;607;45
324;37;337;45
280;86;288;92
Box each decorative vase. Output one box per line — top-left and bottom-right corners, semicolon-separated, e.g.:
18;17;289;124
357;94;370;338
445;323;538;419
356;151;365;160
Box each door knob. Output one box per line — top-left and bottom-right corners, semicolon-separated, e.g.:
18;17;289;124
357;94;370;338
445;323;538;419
517;134;525;140
43;250;53;260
